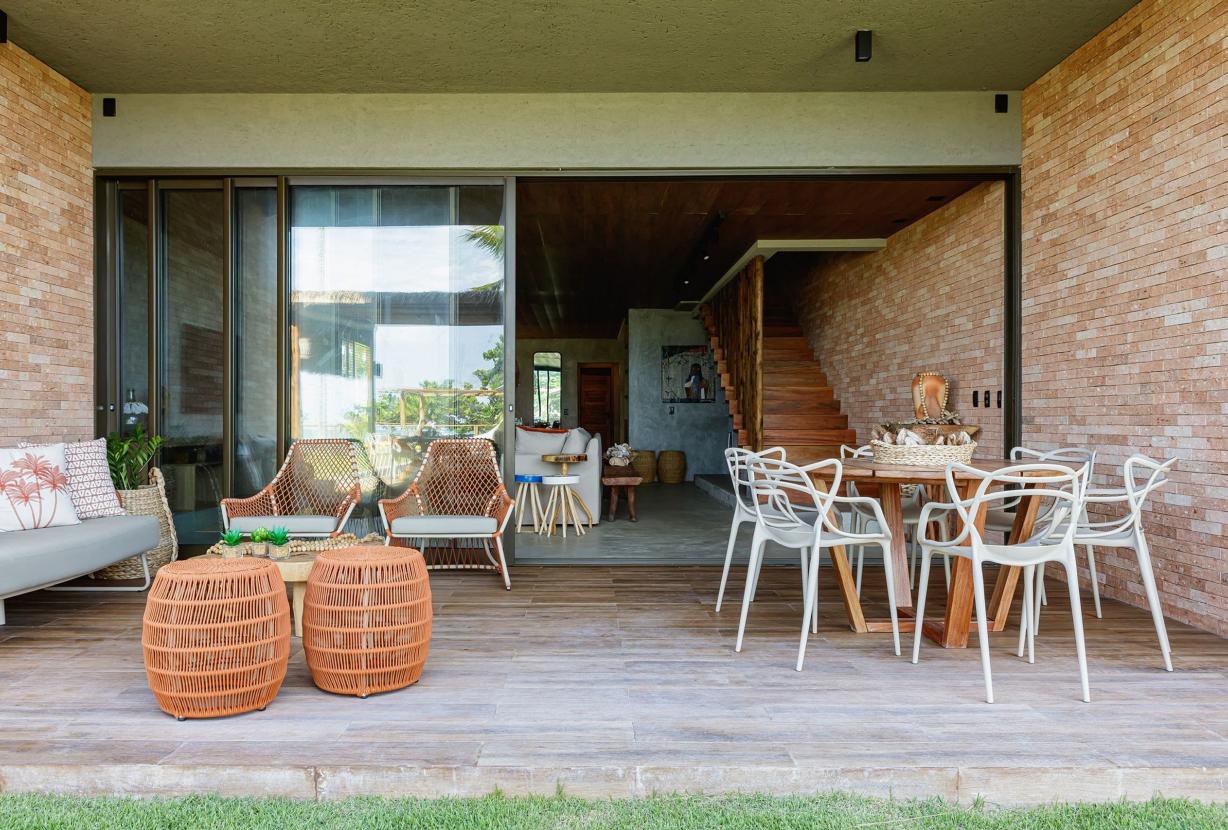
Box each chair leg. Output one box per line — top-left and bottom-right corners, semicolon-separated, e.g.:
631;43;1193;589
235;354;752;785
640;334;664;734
749;539;767;603
735;532;765;652
1134;533;1173;672
1033;562;1047;633
909;534;918;590
880;541;900;657
716;515;743;613
1085;543;1103;619
942;554;951;589
911;547;933;663
796;545;823;671
1063;554;1091;702
514;483;526;533
494;536;511;590
1020;564;1035;664
971;561;994;703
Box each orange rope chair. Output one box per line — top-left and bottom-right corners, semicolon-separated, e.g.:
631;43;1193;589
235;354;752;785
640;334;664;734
302;545;432;697
142;558;291;720
221;439;361;538
378;438;515;589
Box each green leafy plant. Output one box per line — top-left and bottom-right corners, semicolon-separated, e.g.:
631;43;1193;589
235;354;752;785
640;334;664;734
250;527;272;543
268;526;290;546
105;425;164;490
220;529;243;547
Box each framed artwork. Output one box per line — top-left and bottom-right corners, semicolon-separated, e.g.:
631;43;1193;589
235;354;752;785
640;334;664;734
661;345;716;403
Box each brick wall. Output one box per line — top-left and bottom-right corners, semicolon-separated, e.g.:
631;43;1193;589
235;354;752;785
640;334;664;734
1022;0;1228;636
787;181;1006;459
0;43;93;444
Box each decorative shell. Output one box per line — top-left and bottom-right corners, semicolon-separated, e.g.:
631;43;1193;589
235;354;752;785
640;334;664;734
895;428;925;447
946;430;974;446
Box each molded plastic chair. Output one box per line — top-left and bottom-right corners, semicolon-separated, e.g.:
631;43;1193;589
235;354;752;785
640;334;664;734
715;446;787;612
912;461;1090;703
221;439;360;538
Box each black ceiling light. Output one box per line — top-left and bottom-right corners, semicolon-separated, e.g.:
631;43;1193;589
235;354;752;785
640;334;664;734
855;30;872;62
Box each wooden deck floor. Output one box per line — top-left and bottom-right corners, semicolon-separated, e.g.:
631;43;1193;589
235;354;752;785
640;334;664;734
1;564;1226;803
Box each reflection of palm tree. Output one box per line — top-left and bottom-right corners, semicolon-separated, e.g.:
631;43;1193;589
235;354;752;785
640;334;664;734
463;225;505;292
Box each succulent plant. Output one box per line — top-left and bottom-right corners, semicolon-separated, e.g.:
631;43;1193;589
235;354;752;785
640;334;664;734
250;527;271;543
268;526;290;546
221;528;243;547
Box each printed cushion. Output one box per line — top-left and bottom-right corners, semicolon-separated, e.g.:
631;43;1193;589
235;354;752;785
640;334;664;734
561;428;592;454
0;444;81;532
20;438;124;520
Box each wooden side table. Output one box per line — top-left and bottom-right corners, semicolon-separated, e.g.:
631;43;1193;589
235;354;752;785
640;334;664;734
602;465;643;521
540;454;594;537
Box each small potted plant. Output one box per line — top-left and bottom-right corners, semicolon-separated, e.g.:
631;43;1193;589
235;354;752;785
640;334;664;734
267;526;291;560
250;526;272;557
219;528;244;558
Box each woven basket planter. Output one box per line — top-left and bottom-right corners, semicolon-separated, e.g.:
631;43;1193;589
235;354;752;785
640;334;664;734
658;450;687;484
870;440;977;467
302;545;432;698
141;558;291;720
95;467;178;581
629;450;657;483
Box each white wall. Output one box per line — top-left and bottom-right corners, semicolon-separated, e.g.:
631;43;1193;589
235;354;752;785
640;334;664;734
628;310;730;481
514;338;626;434
92;92;1021;170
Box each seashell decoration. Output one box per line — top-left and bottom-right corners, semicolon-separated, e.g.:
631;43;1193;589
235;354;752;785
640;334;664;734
946;430;974;446
895;428;925;447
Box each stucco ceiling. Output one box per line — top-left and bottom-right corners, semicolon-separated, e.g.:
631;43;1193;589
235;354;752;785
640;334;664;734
5;0;1136;93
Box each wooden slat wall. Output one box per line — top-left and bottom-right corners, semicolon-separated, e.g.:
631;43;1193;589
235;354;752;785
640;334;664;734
701;255;764;450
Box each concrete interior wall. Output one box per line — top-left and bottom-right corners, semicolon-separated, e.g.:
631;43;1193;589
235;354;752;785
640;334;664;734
91;92;1021;170
627;310;730;481
514;338;626;438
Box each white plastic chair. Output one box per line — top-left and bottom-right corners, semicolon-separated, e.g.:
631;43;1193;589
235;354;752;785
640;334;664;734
840;444;945;595
715;446;789;612
1026;454;1177;672
735;456;901;667
912;461;1091;703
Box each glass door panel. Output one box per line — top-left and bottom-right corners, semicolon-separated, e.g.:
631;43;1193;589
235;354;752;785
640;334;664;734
288;183;505;531
158;185;225;545
232;186;279;497
117;187;151;436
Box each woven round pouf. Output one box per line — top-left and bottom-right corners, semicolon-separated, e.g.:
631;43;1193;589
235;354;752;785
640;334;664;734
302;546;432;698
142;558;291;720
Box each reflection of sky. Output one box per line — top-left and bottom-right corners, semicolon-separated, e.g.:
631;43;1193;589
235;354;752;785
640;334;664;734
292;226;500;293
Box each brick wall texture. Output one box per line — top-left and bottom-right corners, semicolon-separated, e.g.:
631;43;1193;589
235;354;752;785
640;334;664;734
0;43;93;444
1021;0;1228;636
788;181;1006;460
790;0;1227;636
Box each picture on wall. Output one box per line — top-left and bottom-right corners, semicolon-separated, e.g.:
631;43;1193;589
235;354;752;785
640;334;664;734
661;345;716;403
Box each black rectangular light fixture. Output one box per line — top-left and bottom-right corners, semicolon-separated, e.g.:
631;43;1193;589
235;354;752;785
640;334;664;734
855;30;872;62
102;97;116;117
1;10;8;44
995;93;1009;113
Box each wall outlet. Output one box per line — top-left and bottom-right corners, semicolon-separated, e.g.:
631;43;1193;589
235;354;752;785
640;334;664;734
668;406;676;416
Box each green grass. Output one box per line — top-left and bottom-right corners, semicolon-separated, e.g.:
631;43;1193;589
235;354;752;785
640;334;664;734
1;793;1224;830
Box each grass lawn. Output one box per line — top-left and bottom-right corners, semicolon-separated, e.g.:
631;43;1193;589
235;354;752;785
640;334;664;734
1;793;1225;829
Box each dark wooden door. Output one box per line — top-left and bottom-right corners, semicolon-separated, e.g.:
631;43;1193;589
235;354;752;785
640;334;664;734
577;364;616;443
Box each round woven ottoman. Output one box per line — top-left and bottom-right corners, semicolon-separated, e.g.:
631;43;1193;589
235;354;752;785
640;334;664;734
142;558;291;720
302;545;432;697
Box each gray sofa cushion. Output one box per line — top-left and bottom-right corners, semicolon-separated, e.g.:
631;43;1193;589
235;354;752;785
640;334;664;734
227;515;338;535
0;515;160;597
390;515;497;536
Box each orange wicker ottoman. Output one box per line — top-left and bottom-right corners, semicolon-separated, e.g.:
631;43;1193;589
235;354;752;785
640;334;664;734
142;558;291;720
302;545;432;697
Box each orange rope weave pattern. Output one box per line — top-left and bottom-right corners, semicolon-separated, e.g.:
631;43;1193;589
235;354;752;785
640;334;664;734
302;546;432;697
142;558;290;719
380;438;513;573
221;439;362;535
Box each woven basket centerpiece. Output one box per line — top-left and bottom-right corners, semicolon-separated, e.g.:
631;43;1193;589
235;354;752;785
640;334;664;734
302;545;433;698
871;439;977;466
141;557;291;720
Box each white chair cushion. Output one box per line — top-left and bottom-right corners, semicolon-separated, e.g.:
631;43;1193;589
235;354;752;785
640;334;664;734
228;515;338;534
561;428;592;454
390;515;498;536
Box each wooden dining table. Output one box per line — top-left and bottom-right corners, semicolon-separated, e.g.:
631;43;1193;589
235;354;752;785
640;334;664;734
808;458;1050;648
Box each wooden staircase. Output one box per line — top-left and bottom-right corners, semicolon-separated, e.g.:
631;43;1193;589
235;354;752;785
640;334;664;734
702;305;856;465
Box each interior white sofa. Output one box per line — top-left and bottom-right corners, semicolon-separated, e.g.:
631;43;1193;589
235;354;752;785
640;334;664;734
0;515;160;624
513;427;602;526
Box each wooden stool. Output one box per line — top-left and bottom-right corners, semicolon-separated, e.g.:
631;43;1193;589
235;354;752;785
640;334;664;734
539;474;592;537
302;545;432;698
142;558;291;720
513;474;545;533
602;465;644;521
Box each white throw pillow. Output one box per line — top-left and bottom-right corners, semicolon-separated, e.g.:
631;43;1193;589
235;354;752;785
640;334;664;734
0;444;81;531
561;428;592;454
20;437;124;519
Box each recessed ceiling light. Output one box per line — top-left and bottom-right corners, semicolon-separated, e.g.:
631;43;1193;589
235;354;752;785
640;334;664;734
702;253;710;261
683;280;690;285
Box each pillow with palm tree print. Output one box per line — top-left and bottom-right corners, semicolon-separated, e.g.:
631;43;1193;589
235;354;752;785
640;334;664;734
0;444;81;532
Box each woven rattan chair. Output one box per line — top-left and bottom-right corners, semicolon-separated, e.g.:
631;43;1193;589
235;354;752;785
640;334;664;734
220;439;361;538
378;438;515;590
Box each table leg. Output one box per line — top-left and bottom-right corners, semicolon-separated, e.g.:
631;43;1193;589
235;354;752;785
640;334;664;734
627;486;638;522
925;480;988;648
291;581;306;638
811;479;870;633
879;484;913;610
987;488;1043;630
607;486;620;522
572;490;594;529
